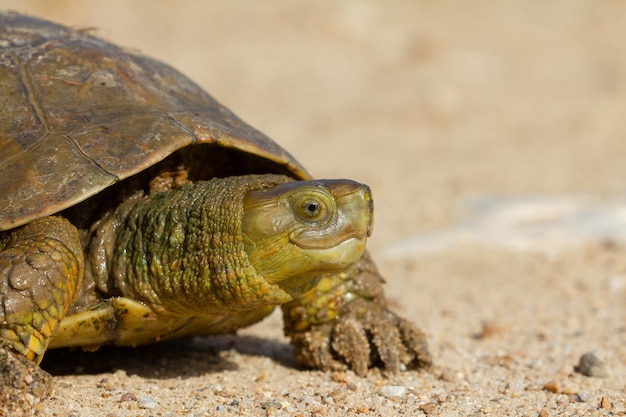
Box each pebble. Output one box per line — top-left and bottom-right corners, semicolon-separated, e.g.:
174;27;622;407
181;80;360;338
137;395;158;409
577;351;609;378
120;392;137;402
600;396;611;411
420;402;437;415
261;401;282;410
378;385;407;398
322;396;335;405
542;380;559;394
560;385;577;395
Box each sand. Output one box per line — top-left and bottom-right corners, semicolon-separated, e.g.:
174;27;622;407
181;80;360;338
1;1;625;415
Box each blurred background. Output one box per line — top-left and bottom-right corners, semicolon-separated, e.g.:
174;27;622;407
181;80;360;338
3;0;626;261
4;3;626;413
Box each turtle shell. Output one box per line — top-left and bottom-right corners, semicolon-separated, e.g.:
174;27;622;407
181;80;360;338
0;12;309;231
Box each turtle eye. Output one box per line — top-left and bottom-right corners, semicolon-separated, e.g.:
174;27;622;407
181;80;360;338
295;196;329;223
302;199;321;217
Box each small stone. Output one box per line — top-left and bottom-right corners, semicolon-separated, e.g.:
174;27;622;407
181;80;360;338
378;385;407;398
330;372;348;383
137;395;158;409
355;405;368;414
543;380;559;393
328;389;348;402
439;369;457;383
311;405;325;415
475;321;505;339
600;396;611;411
261;401;282;410
419;403;437;415
113;369;128;378
120;392;137;402
561;386;578;395
577;351;609;378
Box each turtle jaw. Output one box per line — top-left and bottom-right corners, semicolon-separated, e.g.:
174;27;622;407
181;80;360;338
274;236;368;297
241;179;373;298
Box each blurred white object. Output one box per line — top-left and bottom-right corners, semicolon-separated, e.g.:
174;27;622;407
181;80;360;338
384;196;626;258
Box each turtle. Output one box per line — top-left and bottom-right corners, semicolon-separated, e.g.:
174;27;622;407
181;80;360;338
0;11;431;409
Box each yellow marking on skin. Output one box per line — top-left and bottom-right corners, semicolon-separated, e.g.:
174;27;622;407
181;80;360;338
41;318;57;338
0;329;18;342
48;305;59;321
27;335;44;357
35;298;51;310
315;276;335;293
31;312;45;330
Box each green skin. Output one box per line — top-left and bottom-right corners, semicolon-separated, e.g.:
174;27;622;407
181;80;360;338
0;174;371;373
83;174;372;320
0;173;430;406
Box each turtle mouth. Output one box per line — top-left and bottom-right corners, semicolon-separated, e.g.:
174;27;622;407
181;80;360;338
292;236;368;265
273;236;367;297
291;231;368;250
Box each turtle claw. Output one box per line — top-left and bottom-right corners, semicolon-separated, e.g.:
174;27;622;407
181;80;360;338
283;254;432;376
331;315;371;376
0;345;53;415
287;299;431;376
332;300;431;376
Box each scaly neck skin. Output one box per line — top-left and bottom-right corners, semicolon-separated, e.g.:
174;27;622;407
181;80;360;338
87;174;296;316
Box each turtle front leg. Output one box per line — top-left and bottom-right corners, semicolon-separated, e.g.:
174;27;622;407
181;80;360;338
282;252;431;376
0;216;83;407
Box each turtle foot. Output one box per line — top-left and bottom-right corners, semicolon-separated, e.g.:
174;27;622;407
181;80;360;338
289;299;432;376
283;253;432;376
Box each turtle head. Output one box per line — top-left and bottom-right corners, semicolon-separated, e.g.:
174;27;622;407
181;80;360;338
242;179;373;297
89;174;372;315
